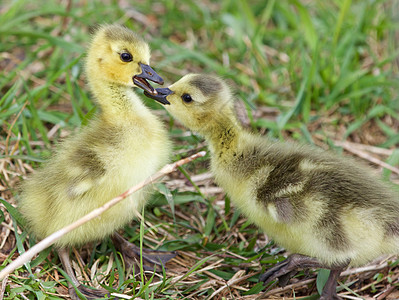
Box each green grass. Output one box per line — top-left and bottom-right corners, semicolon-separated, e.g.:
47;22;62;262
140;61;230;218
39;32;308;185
1;0;398;299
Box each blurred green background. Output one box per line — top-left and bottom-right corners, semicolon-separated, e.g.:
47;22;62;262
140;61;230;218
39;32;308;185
1;0;398;299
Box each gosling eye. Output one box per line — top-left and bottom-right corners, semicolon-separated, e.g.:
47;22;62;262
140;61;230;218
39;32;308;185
182;93;193;103
120;52;133;62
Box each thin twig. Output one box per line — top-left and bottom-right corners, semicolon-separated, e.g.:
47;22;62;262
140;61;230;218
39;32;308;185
5;101;28;156
340;295;363;300
335;141;399;175
0;275;7;300
0;151;206;280
334;140;394;156
167;258;224;288
340;262;389;276
377;284;399;300
260;278;315;297
208;271;260;299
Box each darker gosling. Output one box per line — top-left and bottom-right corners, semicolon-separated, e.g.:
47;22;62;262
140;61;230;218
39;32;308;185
144;74;399;300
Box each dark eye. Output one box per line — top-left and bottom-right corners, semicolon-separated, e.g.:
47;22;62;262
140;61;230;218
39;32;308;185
182;93;193;103
120;52;133;62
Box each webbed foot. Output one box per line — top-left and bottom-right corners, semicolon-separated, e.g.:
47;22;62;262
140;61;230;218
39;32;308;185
111;232;177;273
259;254;346;299
58;248;118;299
259;253;323;287
69;284;116;300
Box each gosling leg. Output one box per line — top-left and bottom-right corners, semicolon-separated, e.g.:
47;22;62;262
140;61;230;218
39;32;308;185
111;232;177;274
259;254;346;299
319;268;343;300
58;248;114;300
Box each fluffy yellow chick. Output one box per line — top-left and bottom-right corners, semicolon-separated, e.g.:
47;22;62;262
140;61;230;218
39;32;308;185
144;74;399;299
19;24;175;299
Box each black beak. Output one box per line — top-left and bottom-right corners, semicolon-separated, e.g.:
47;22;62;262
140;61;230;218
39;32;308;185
133;63;164;95
144;87;173;105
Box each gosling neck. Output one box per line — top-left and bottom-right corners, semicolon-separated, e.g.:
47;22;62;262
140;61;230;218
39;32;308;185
200;112;241;159
89;79;148;123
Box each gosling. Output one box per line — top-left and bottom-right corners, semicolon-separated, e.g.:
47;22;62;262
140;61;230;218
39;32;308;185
144;74;399;300
19;24;175;300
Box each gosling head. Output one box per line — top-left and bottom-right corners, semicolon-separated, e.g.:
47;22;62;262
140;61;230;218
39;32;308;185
144;74;236;133
85;24;163;94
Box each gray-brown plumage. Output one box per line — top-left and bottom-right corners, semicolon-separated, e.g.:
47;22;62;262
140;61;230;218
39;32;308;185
144;74;399;299
19;24;175;300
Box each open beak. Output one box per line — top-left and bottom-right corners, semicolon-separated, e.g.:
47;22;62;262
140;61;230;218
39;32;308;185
144;87;172;105
133;63;164;95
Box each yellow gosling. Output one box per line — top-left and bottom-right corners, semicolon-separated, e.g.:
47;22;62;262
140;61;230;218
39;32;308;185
144;74;399;300
19;24;174;300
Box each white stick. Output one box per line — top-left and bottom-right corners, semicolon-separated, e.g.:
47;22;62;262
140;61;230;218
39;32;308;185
334;141;399;175
0;151;206;280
